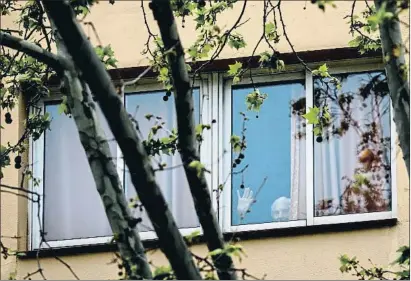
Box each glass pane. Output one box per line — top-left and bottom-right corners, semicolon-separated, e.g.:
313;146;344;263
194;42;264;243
125;89;201;231
231;81;306;226
313;71;391;217
43;104;115;241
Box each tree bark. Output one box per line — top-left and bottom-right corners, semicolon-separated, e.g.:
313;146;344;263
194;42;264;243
150;0;237;279
42;1;202;279
0;31;67;74
47;17;152;279
375;0;410;176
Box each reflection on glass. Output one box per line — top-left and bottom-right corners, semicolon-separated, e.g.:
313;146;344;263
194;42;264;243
125;89;201;231
43;104;113;241
231;81;306;226
313;72;391;217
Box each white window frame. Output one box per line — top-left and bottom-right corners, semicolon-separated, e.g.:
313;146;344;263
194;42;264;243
220;71;308;233
219;61;398;233
29;78;211;250
28;60;398;250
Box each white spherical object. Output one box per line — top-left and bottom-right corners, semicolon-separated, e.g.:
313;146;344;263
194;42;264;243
271;197;291;222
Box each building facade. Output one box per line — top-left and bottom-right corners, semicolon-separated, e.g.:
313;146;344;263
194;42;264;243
1;1;410;279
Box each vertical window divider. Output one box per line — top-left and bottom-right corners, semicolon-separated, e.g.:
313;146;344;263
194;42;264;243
29;102;45;251
221;77;233;232
210;73;219;217
390;102;398;219
201;76;212;222
118;93;125;193
305;70;314;226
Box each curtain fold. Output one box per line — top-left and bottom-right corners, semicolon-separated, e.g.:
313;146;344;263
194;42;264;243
44;104;113;241
125;91;199;232
289;90;306;221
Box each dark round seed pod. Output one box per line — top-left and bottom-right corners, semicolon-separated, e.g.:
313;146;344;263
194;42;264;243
14;155;21;164
5;112;12;124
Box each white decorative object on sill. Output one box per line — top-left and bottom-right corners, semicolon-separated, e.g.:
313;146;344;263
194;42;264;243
237;188;254;219
271;196;291;222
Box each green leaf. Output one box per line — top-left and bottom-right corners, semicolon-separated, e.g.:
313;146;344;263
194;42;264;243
312;63;330;78
323;106;331;121
153;265;173;277
230;135;242;153
58;103;67;115
232;76;240;84
258;51;271;63
184;230;201;243
313;126;322;136
228;34;246;50
264;22;275;36
188;160;205;178
227;61;242;76
159;67;169;77
245;89;268;112
208;248;224;257
302;106;320;125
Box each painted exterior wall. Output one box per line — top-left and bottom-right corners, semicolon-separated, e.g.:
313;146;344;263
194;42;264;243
1;1;409;280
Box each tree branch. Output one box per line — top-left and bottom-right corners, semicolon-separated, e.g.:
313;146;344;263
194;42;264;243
0;32;66;74
45;14;152;279
375;0;410;176
41;1;201;279
150;0;237;279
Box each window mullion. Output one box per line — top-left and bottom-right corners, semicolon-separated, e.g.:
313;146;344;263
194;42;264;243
29;102;45;250
200;76;213;208
390;101;398;218
118;94;125;193
221;76;232;233
305;70;314;226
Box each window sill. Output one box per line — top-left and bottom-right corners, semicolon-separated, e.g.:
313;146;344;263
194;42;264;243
19;218;397;259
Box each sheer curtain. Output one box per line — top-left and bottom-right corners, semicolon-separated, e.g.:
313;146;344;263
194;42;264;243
125;91;199;232
289;89;306;221
289;110;306;220
314;73;391;217
43;105;114;241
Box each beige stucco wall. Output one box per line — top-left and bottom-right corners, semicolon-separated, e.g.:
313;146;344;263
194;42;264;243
1;1;410;280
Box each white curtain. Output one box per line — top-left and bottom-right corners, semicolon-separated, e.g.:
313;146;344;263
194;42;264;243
289;89;306;221
314;75;391;216
43;105;114;241
125;93;199;232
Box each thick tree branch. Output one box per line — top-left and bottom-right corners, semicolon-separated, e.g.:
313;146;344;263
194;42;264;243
0;32;66;74
42;13;152;278
375;0;410;176
150;0;237;279
42;1;201;279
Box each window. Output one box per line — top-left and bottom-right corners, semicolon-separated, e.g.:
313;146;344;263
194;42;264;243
124;89;201;235
220;64;396;233
230;81;306;227
313;72;392;218
29;62;397;250
30;81;209;249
